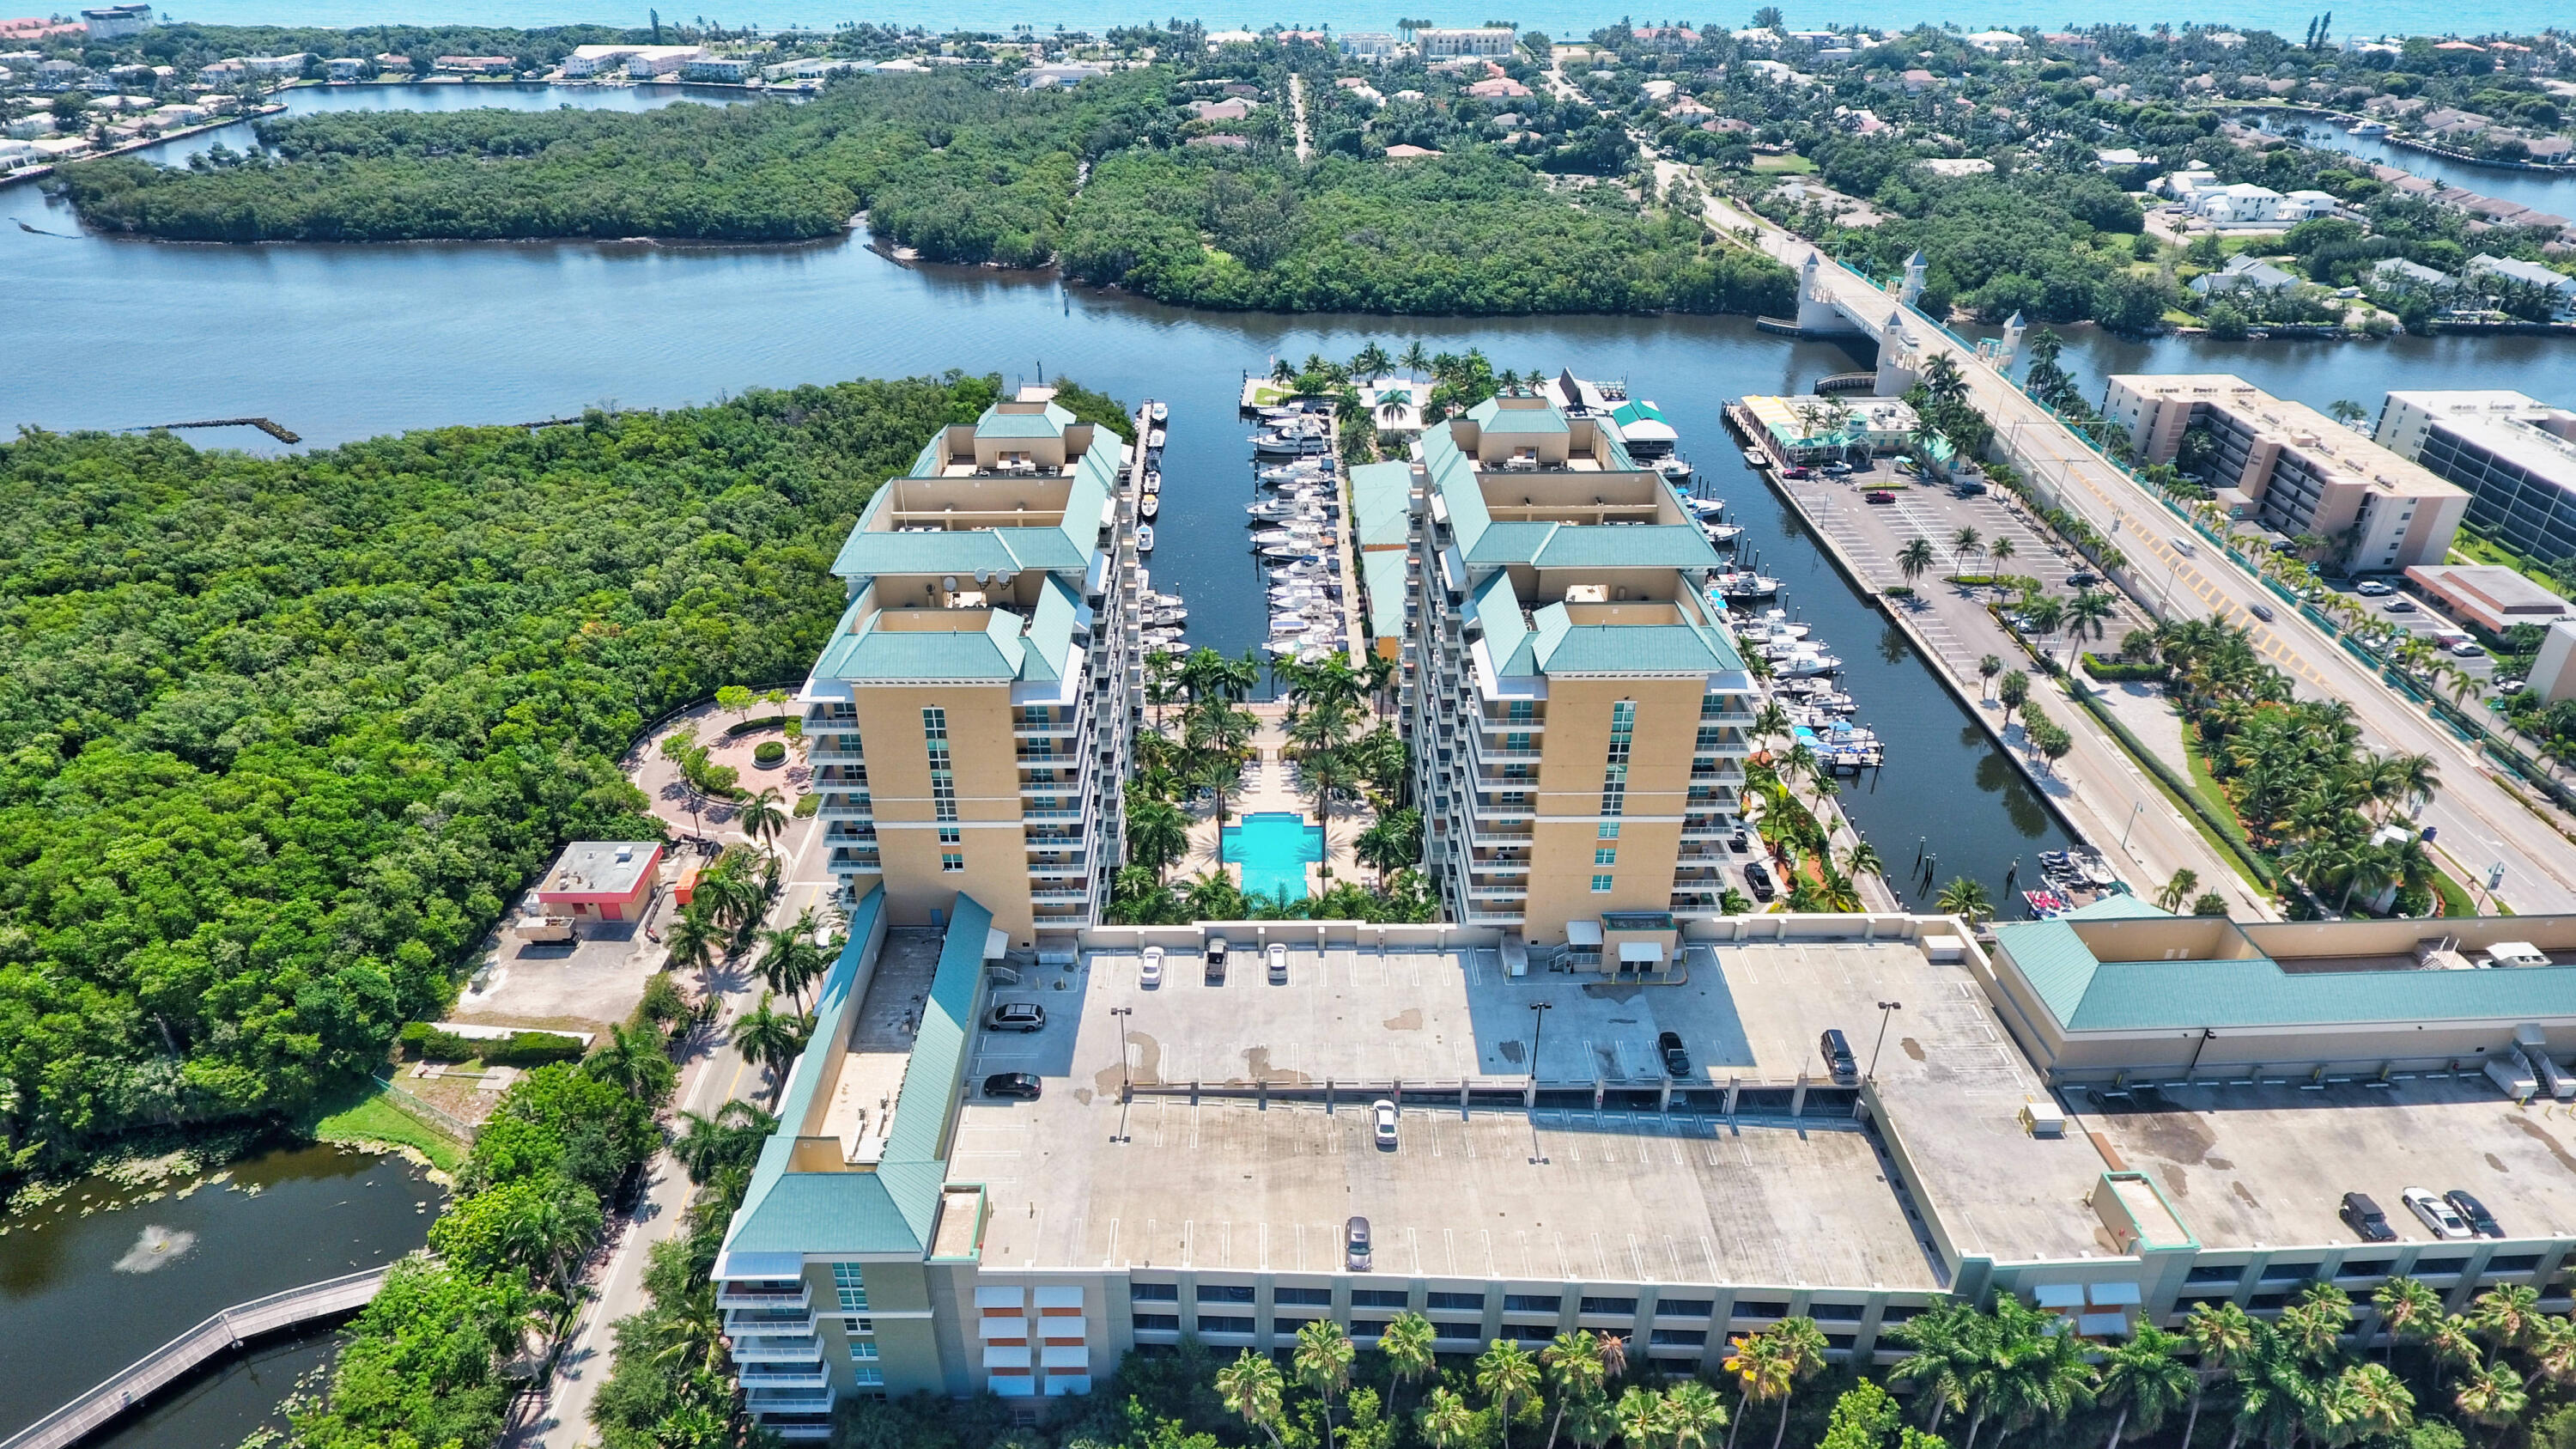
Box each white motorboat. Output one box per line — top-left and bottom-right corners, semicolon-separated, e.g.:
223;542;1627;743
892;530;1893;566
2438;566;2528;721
1150;591;1185;609
1147;639;1188;656
1148;401;1168;422
1261;544;1328;561
1774;650;1843;677
1736;610;1808;643
1656;457;1695;484
1713;571;1782;600
1136;523;1156;553
1141;471;1160;494
1253;428;1331;458
1139;494;1159;520
1760;636;1827;661
1147;606;1188;626
2350;119;2389;137
1703;522;1745;546
1146;427;1166;448
1680;495;1725;519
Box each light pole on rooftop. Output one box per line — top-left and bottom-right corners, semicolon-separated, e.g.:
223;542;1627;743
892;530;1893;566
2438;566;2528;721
1528;1001;1552;1082
1868;1000;1902;1082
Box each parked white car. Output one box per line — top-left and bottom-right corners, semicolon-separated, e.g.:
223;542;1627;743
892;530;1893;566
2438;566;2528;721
2402;1186;2472;1239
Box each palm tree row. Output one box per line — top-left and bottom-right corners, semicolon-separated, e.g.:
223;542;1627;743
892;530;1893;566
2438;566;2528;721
2142;618;2443;915
1893;1279;2576;1449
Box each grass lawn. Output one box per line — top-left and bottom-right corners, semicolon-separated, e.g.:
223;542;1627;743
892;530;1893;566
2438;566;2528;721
2432;870;2478;917
1753;152;1817;174
2451;530;2572;602
311;1082;468;1173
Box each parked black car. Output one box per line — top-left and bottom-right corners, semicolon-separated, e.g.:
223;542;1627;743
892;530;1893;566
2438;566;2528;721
2445;1190;2504;1239
1658;1031;1691;1077
1819;1028;1858;1083
2340;1190;2396;1242
1743;862;1777;902
982;1072;1042;1100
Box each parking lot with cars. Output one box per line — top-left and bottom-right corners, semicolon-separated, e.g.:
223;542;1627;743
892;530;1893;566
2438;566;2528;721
2318;577;2503;694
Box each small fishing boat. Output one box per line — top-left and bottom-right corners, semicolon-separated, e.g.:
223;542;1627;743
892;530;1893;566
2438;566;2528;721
1136;523;1156;553
1147;606;1188;626
1712;570;1782;601
1146;427;1166;448
1703;521;1745;546
1147;401;1169;422
1139;494;1159;520
1148;639;1188;656
1141;471;1161;494
1680;495;1726;519
1656;456;1694;485
1773;650;1842;677
2349;119;2389;137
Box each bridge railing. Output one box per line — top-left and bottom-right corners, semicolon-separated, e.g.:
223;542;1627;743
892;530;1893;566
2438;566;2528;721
2;1264;395;1449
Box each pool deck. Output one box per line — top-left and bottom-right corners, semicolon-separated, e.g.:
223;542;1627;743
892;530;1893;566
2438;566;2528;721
1179;702;1371;895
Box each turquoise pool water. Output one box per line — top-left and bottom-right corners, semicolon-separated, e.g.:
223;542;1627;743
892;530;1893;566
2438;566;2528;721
1223;812;1324;903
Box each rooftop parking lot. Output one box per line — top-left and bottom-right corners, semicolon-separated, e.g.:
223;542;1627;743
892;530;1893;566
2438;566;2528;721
2075;1078;2576;1251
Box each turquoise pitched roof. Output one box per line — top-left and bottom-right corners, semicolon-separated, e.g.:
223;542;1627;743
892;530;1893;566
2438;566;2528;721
1466;521;1562;564
812;602;1026;683
1532;524;1722;570
829;424;1115;580
720;892;990;1263
1424;426;1493;559
974;401;1076;438
1610;399;1666;427
1016;575;1085;685
1362;550;1409;643
1537;620;1742;674
1467;396;1570;433
2065;894;2169;921
1467;570;1533;673
1993;917;2576;1033
1349;460;1415;549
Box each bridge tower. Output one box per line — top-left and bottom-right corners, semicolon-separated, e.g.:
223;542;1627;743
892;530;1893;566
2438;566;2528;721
1897;249;1928;308
1996;309;2027;370
1794;252;1867;336
1874;308;1923;398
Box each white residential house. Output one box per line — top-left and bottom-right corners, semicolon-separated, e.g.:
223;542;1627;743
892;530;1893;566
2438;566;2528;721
625;46;708;78
1417;26;1516;58
1965;29;2027;53
2371;257;2450;290
1338;32;1400;61
2190;254;2302;295
325;57;368;80
684;55;752;82
2465;254;2576;316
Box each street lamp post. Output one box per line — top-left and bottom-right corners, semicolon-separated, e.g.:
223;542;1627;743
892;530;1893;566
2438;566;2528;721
1109;1006;1134;1142
1867;1000;1902;1081
2121;800;2143;849
1528;1002;1552;1081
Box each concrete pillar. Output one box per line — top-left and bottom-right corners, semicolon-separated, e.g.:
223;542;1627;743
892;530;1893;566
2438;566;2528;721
1659;1079;1673;1114
1594;1075;1606;1111
1791;1073;1809;1117
1725;1077;1741;1117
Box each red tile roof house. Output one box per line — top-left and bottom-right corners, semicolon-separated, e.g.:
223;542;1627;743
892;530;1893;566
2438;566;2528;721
533;841;665;923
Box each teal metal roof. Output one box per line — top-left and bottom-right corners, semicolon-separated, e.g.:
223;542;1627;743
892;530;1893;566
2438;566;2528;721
1537;620;1741;674
1610;399;1667;428
1349;460;1415;550
1467;397;1570;433
1467;570;1532;673
720;892;991;1263
1424;427;1493;559
1466;521;1561;564
829;425;1115;580
1362;550;1409;642
1532;524;1722;570
813;605;1026;683
1994;917;2576;1033
1016;575;1084;685
2065;895;2168;921
974;401;1076;438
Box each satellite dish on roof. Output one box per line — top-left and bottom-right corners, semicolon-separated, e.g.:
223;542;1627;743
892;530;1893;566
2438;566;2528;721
975;568;992;583
943;575;959;592
996;572;1015;586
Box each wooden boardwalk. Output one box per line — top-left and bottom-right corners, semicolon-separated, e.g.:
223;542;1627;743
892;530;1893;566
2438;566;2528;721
3;1265;393;1449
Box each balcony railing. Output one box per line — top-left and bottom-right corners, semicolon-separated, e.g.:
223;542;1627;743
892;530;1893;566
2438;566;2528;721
728;1331;823;1359
738;1364;833;1390
717;1285;811;1311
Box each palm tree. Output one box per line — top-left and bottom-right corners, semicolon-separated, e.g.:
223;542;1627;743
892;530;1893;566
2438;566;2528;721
1355;810;1421;885
1952;527;1983;578
1295;1319;1358;1449
1271;357;1299;387
584;1022;674;1103
738;788;788;854
1479;1339;1543;1449
1722;1333;1791;1449
2324;1363;2414;1446
1421;1386;1477;1449
2371;1278;2443;1364
2181;1301;2259;1449
664;903;721;980
753;915;827;1013
2099;1325;2196;1449
1193;753;1245;867
1978;654;2004;698
1667;1380;1728;1449
728;990;803;1092
1126;788;1193;881
1615;1387;1670;1449
671;1099;778;1185
1376;387;1414;425
2024;594;2067;656
1840;841;1884;880
1218;1349;1291;1449
1890;1302;1981;1431
2453;1361;2526;1446
1897;537;1936;588
2469;1284;2543;1352
1935;876;1992;922
1540;1331;1609;1449
1990;536;2017;574
1351;340;1393;378
2065;588;2118;667
1381;1312;1438;1415
1762;1320;1828;1449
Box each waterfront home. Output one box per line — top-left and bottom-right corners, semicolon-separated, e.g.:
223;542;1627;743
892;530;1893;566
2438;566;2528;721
2466;253;2576;316
2189;253;2301;295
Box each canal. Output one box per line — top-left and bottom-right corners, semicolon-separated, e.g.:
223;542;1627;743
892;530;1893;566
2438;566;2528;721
0;1142;440;1448
2236;109;2576;216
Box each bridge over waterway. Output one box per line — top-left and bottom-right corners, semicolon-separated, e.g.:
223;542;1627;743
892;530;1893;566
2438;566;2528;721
2;1265;393;1449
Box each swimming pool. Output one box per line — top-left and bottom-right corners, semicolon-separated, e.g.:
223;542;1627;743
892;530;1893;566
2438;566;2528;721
1222;812;1323;903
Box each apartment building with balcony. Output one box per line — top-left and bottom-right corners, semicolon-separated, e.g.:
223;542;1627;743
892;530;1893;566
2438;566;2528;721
1401;396;1757;953
799;397;1138;948
2374;389;2576;565
2104;374;2469;572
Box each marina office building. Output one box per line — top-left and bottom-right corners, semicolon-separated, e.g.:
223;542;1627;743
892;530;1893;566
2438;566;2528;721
2104;374;2469;571
1399;396;1759;953
798;396;1138;948
716;898;2576;1434
2373;388;2576;566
